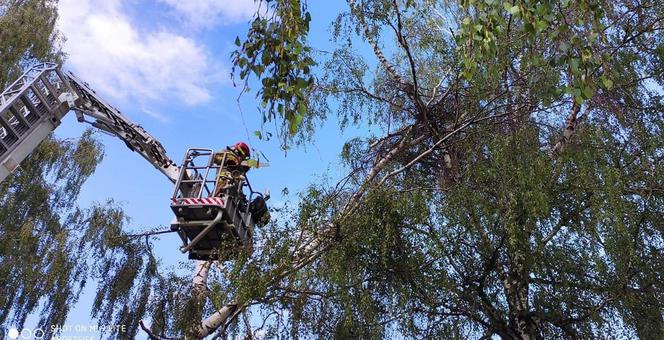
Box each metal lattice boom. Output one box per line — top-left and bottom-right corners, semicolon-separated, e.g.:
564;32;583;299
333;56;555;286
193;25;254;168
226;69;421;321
0;63;179;183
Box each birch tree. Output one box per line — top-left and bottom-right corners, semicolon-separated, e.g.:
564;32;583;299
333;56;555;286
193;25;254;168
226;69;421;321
0;2;151;339
194;0;664;338
4;0;662;339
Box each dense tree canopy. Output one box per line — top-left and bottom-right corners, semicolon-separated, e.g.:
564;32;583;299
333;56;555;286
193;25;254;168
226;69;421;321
2;0;663;339
0;0;63;87
0;2;152;339
219;0;664;338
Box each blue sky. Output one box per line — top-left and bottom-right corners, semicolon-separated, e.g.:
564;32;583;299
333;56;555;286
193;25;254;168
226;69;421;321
20;0;362;338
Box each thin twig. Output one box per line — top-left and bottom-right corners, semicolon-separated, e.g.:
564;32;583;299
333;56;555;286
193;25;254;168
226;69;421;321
139;320;175;340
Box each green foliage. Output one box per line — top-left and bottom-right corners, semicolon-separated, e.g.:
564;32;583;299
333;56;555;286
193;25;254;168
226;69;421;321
232;0;315;148
0;0;63;87
455;0;628;104
220;0;664;338
258;119;662;338
0;130;179;339
79;204;157;339
0;132;111;336
2;0;660;338
0;4;165;337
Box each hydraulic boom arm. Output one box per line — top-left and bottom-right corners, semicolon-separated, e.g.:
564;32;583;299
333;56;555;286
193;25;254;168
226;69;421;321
0;63;179;183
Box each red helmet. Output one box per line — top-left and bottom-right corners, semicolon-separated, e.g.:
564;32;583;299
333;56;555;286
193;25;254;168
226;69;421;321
234;141;250;158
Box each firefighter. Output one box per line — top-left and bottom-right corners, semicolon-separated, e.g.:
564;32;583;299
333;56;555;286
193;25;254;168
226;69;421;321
213;142;251;197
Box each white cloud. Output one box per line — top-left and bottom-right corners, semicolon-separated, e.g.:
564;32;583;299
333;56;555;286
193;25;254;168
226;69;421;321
57;0;223;114
159;0;260;28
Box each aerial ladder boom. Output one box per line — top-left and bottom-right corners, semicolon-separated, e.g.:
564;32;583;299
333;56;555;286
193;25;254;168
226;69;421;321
0;62;179;183
1;62;268;262
1;62;270;336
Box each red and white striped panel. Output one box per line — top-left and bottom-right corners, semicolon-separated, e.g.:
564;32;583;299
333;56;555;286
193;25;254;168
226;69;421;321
171;197;225;206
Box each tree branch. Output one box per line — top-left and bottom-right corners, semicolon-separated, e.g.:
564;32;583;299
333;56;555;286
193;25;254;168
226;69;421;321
139;320;176;340
551;101;581;155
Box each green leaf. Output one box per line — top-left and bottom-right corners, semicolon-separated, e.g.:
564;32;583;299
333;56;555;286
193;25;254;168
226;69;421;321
560;42;569;52
581;49;592;62
296;77;308;89
536;20;548;31
234;36;241;46
289;113;304;134
503;2;519;15
601;76;614;90
572;88;584;104
524;22;535;33
569;58;580;74
297;102;307;115
253;130;262;139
